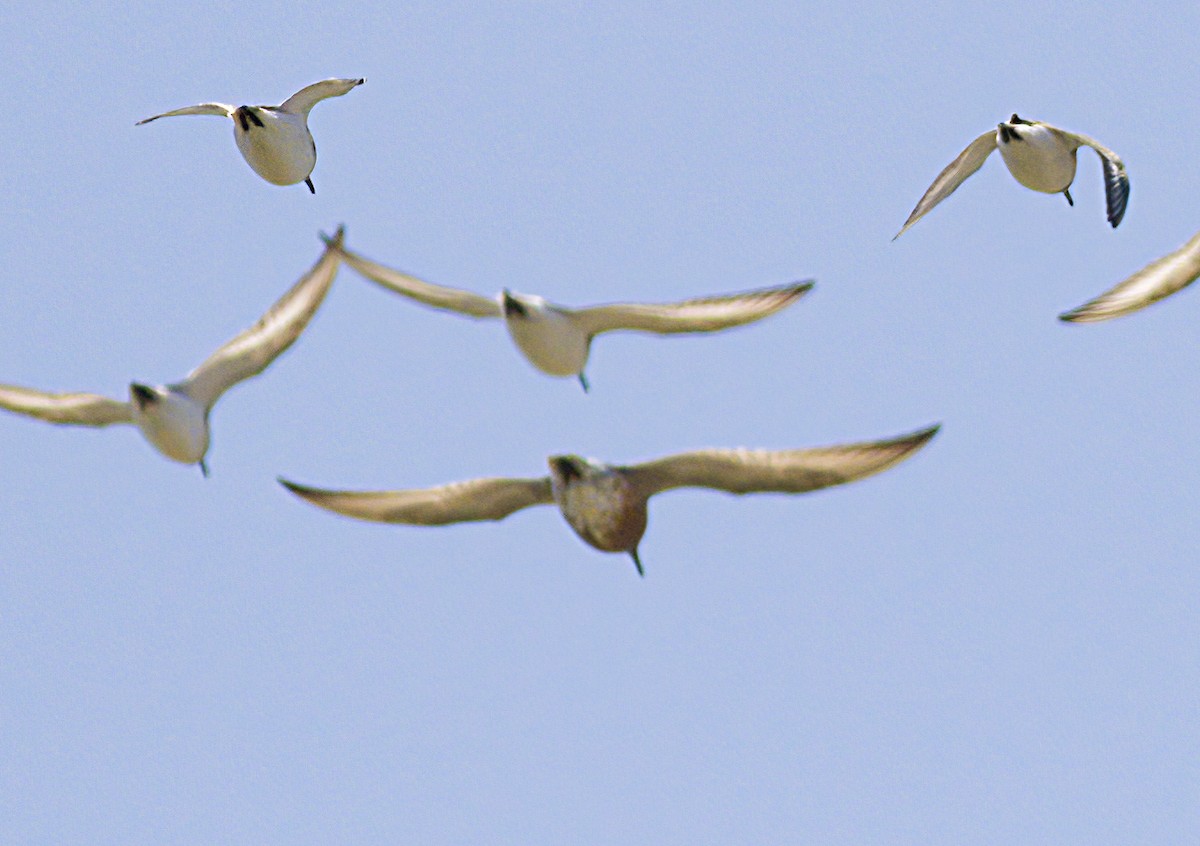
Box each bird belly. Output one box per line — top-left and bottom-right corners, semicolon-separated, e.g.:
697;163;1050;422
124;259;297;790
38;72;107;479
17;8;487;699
133;397;209;464
233;114;316;185
998;127;1076;193
505;316;589;377
555;475;647;554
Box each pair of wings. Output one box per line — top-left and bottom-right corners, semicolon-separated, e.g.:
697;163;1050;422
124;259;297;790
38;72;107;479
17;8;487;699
894;122;1130;239
330;242;813;335
136;78;365;124
279;424;940;525
0;229;343;427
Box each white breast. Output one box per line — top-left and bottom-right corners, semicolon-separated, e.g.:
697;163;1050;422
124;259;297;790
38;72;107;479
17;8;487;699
132;390;210;465
233;110;316;186
997;124;1076;193
503;308;590;377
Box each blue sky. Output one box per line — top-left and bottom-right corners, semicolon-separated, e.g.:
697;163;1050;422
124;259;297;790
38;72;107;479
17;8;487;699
2;2;1198;843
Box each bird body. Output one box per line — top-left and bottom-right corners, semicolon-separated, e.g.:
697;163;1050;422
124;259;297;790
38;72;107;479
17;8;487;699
549;456;648;563
137;78;364;192
279;425;940;576
996;121;1078;193
501;292;590;378
129;384;210;465
0;229;343;474
895;114;1129;238
328;240;813;390
232;105;316;186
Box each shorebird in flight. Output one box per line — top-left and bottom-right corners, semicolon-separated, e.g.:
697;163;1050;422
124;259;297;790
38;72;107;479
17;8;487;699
279;424;940;575
0;228;343;475
328;239;813;391
137;78;365;193
895;114;1128;239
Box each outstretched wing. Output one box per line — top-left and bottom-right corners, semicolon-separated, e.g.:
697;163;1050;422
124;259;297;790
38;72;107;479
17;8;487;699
334;243;501;319
894;129;997;239
136;103;235;125
572;281;813;336
278;78;365;116
623;425;940;498
1059;228;1200;323
0;384;131;427
1060;129;1129;228
180;228;343;408
279;475;554;524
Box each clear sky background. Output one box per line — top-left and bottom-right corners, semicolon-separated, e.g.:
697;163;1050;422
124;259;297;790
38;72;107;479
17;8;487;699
2;2;1197;843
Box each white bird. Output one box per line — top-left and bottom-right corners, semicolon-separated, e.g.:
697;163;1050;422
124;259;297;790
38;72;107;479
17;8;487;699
279;424;940;576
329;240;814;391
137;78;365;193
1060;228;1200;323
895;114;1129;239
0;229;343;475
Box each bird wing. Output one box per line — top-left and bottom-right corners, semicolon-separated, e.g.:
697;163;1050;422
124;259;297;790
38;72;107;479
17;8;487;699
571;281;813;335
278;475;554;524
135;103;235;124
0;384;131;426
180;228;343;409
334;243;501;318
894;129;997;239
623;425;940;498
278;78;365;116
1059;228;1200;323
1059;129;1130;228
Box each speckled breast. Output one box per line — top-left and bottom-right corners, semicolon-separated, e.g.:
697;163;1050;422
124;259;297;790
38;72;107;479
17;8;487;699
555;473;648;554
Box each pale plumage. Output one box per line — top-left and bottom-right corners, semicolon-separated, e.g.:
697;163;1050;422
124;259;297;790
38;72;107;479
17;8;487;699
895;114;1129;239
1060;229;1200;323
279;424;940;576
328;240;813;391
0;229;343;474
137;78;365;193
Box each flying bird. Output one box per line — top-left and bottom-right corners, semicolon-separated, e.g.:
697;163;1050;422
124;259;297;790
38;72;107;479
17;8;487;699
0;228;344;475
137;78;365;193
894;114;1128;239
279;424;940;576
328;239;813;391
1060;228;1200;323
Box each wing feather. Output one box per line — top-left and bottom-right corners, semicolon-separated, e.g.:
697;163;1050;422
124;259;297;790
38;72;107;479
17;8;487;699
572;281;813;335
278;78;365;115
624;425;940;498
135;103;235;124
894;130;997;239
1061;130;1129;228
279;475;554;524
180;228;343;408
334;243;501;319
1059;229;1200;323
0;384;131;427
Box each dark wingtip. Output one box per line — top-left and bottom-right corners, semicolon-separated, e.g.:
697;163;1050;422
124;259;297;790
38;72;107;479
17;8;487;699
911;423;942;446
1107;174;1129;228
630;549;645;577
1057;303;1101;324
320;225;346;249
277;476;306;494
